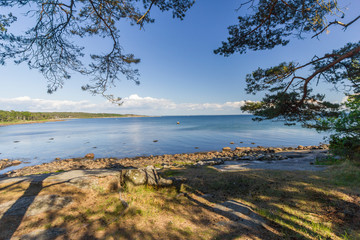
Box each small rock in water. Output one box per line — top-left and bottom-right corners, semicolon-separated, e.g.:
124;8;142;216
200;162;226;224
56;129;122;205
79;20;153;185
230;142;234;144
93;147;97;149
251;142;256;145
13;141;20;143
222;147;231;152
239;141;243;143
153;140;158;143
85;153;95;159
49;138;54;140
195;147;199;149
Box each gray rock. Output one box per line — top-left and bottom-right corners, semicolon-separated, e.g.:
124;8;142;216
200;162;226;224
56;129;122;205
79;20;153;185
213;200;271;230
0;195;72;218
121;166;173;187
195;158;224;166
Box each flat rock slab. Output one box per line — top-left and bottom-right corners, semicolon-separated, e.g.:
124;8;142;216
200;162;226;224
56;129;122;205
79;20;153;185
213;200;271;231
0;194;72;218
0;169;120;185
214;151;328;172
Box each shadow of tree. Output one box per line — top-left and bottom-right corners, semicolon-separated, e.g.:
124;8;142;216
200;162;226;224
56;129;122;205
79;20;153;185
0;174;49;239
179;166;360;239
0;166;359;239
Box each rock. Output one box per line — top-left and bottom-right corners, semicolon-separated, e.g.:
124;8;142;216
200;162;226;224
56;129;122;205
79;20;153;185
120;166;173;187
213;200;271;230
230;142;235;144
84;153;94;159
222;147;231;152
0;159;22;170
274;148;283;153
153;140;158;143
319;144;329;149
195;158;224;166
0;195;72;218
234;147;251;152
297;145;304;150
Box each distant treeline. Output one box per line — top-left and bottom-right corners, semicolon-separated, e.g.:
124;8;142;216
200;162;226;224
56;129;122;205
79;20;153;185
0;110;141;122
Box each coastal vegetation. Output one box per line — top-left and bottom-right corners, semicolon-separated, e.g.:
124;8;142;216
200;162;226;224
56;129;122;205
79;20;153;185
0;163;359;239
0;110;143;125
0;1;359;239
215;0;360;163
1;0;358;160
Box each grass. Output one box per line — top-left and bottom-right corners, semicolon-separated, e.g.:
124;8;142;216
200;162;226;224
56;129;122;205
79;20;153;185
314;156;344;165
172;163;360;239
0;162;359;239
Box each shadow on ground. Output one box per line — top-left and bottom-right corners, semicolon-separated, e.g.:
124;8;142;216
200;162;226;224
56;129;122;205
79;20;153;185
0;165;359;239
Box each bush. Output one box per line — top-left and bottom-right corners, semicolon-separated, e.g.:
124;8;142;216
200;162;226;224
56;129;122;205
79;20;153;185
320;95;360;162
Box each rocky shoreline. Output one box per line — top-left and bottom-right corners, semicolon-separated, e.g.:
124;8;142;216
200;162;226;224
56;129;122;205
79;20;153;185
1;144;330;178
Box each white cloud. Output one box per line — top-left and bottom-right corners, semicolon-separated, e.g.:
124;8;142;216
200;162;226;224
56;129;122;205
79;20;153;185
0;95;249;115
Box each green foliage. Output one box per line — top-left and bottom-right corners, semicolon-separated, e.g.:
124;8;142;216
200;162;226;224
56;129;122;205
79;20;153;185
318;95;360;161
0;110;139;123
215;0;340;56
314;156;343;165
215;0;360;161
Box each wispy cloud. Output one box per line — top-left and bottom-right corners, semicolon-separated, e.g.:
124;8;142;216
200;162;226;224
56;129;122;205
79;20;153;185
0;94;249;115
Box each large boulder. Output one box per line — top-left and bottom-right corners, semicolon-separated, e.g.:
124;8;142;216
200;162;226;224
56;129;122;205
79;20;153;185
120;166;172;187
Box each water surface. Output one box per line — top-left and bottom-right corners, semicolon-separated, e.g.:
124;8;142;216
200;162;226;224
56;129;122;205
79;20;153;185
0;115;327;173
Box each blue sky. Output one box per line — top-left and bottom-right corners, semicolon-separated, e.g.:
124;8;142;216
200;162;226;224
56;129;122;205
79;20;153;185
1;0;359;115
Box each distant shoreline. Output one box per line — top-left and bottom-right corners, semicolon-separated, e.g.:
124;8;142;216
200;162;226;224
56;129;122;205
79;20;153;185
0;115;147;127
0;119;65;127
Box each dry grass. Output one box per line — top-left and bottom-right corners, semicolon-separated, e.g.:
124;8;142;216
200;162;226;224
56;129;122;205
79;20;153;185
176;163;360;239
0;162;359;239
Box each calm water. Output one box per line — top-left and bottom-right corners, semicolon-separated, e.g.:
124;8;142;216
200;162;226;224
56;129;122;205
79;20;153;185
0;115;327;173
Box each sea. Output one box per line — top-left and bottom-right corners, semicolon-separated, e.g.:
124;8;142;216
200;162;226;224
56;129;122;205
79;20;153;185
0;115;327;174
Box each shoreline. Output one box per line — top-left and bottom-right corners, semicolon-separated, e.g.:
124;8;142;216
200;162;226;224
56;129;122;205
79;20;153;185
0;119;65;127
0;115;149;127
1;144;329;177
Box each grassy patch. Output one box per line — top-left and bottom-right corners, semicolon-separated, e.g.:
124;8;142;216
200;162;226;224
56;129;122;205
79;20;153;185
1;163;359;239
178;165;360;239
327;161;360;187
160;169;183;178
314;156;344;165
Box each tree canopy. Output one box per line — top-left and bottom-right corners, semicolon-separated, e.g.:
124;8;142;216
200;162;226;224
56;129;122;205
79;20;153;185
214;0;359;127
1;1;359;125
0;0;194;102
213;0;359;159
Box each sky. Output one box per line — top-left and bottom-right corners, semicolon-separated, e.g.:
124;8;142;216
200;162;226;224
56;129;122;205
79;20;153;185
1;0;359;116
